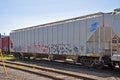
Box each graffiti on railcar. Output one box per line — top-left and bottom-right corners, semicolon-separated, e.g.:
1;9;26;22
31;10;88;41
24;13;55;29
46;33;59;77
27;44;48;53
14;44;86;54
27;46;32;52
48;44;69;54
79;45;84;52
73;46;78;54
86;46;94;53
35;45;48;53
14;46;26;52
48;44;79;54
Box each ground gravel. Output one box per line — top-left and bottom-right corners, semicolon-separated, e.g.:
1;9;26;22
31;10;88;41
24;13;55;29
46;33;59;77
19;60;120;80
0;60;120;80
0;66;51;80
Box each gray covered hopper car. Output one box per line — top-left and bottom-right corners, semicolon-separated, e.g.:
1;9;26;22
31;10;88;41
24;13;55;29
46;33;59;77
10;9;120;67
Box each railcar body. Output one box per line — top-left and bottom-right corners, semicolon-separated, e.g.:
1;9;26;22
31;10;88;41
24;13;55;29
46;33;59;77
10;9;120;67
0;36;10;53
111;9;120;67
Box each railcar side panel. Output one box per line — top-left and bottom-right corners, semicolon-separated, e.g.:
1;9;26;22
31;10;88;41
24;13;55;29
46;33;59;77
10;13;115;57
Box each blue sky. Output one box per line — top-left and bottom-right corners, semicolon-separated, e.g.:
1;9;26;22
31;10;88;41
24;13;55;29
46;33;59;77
0;0;120;35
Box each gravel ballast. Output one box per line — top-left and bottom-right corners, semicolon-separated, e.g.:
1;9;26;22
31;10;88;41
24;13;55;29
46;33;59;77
0;66;51;80
0;60;120;80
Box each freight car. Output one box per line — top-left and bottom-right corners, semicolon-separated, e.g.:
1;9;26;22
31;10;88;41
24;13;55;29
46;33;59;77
111;8;120;68
0;36;10;54
10;9;120;68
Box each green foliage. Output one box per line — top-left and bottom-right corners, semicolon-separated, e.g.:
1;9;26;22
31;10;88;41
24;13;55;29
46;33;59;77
0;53;15;61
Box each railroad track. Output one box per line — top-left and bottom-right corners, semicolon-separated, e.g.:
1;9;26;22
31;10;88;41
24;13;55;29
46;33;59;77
0;60;96;80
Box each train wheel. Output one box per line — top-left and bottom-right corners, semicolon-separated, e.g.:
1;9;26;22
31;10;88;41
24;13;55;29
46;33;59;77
108;63;114;68
48;55;54;61
72;60;76;64
13;53;21;59
49;57;54;61
118;62;120;69
27;57;30;59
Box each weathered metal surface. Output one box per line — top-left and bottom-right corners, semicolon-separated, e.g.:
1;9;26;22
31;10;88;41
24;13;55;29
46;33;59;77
10;11;120;59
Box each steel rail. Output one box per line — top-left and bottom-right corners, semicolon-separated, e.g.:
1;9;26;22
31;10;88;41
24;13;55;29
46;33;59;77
0;61;96;80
